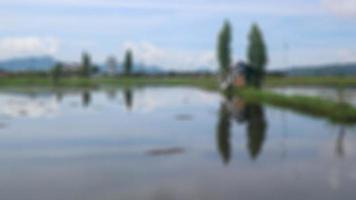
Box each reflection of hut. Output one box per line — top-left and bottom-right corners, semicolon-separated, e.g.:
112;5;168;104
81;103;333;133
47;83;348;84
226;97;247;123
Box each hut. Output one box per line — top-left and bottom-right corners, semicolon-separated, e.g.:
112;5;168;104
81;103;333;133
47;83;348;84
220;61;255;90
229;61;255;88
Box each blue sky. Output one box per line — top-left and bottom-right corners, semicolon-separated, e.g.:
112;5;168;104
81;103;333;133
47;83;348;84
0;0;356;70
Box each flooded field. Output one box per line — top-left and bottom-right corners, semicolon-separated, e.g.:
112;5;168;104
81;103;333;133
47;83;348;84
270;86;356;106
0;86;355;200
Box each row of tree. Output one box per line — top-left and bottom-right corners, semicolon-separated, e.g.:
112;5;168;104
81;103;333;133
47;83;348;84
217;20;268;88
51;50;134;83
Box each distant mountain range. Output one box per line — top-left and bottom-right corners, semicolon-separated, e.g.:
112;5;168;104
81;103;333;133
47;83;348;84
271;63;356;76
0;56;56;72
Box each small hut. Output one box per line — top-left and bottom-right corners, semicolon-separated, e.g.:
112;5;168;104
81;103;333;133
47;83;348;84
229;61;255;88
220;61;255;90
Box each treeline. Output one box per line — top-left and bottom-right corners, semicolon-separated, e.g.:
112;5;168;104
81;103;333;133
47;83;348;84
50;49;134;84
217;20;268;89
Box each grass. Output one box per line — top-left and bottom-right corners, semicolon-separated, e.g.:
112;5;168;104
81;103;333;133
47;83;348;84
0;76;218;89
0;77;95;87
237;88;356;124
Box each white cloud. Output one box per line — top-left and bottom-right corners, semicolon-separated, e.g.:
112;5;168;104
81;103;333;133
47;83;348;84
121;41;217;71
0;37;60;59
322;0;356;17
336;48;356;62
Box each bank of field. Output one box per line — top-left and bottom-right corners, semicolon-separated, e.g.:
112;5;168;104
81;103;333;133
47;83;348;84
237;88;356;124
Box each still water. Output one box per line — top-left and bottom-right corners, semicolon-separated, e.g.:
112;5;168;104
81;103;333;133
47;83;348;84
0;86;355;200
270;86;356;106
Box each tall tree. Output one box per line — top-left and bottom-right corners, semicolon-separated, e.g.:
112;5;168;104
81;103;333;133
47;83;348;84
81;52;92;78
51;62;63;84
247;23;268;88
124;50;133;75
106;56;118;76
217;20;232;80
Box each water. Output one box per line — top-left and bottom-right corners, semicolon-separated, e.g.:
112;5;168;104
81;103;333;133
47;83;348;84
0;86;355;200
269;86;356;106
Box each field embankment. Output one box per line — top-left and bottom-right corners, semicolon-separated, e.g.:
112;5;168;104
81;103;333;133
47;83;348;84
237;88;356;124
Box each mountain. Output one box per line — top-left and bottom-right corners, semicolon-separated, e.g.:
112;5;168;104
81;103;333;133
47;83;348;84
0;56;56;72
274;63;356;77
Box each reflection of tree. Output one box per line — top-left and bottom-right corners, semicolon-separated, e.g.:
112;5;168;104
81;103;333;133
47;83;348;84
55;90;63;103
216;102;231;165
336;126;346;158
124;88;133;110
245;104;267;160
106;88;117;101
215;93;268;164
82;90;91;107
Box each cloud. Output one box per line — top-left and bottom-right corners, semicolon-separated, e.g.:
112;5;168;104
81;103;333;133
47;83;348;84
322;0;356;17
0;37;59;59
121;42;216;71
336;48;356;62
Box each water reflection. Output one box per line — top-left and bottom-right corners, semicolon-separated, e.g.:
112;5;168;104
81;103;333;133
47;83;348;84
124;88;134;110
216;101;232;164
82;90;91;107
245;103;267;160
216;91;267;164
336;126;346;158
55;90;63;103
106;88;117;101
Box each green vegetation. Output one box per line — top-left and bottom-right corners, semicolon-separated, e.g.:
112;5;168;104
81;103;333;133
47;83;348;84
0;76;217;89
237;88;356;124
124;50;133;75
217;20;232;79
247;23;268;88
51;62;63;84
106;56;118;76
81;52;92;78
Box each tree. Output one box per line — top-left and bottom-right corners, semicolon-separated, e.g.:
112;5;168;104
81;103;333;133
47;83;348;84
124;50;133;75
246;104;267;160
216;102;231;165
247;23;268;88
81;52;92;78
107;56;118;76
217;20;232;80
51;62;63;84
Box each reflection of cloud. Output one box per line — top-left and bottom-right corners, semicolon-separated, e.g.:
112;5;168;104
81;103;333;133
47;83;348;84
130;88;219;113
0;95;59;118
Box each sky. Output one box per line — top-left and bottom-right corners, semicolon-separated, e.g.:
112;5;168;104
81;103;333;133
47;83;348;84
0;0;356;71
